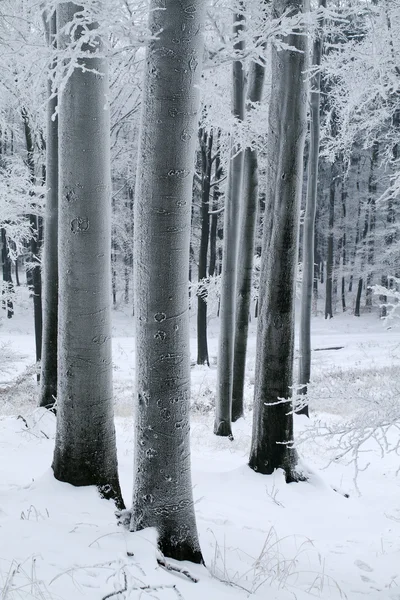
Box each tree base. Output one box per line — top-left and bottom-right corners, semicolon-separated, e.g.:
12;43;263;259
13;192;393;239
214;419;234;439
159;537;204;564
126;510;204;564
249;449;307;483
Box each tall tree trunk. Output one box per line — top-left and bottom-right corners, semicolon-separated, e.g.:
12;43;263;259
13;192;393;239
52;2;123;508
1;228;14;318
232;60;266;422
22;109;43;366
111;197;117;306
197;129;213;366
209;132;222;278
15;257;20;287
341;171;347;312
313;224;320;314
298;0;325;410
130;0;204;563
39;9;58;410
214;7;245;438
355;159;373;317
349;154;362;294
354;278;363;317
249;0;308;480
325;164;335;319
365;142;378;308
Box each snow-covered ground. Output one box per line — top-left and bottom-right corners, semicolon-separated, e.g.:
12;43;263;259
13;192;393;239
1;297;400;599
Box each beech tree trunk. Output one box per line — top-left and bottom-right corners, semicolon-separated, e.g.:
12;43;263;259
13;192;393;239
52;2;123;508
130;0;204;563
214;8;245;437
298;0;325;411
39;10;58;410
249;0;308;479
232;60;266;422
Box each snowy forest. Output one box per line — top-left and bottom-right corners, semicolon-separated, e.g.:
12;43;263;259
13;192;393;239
1;0;400;598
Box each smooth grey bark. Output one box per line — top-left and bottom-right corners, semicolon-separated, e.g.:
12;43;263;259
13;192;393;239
214;9;245;437
130;0;204;563
249;0;308;479
232;60;266;422
52;2;123;509
298;0;325;410
39;10;58;410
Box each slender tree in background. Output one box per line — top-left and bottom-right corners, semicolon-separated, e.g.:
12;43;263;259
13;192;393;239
214;5;245;437
1;228;14;318
298;0;326;413
52;2;123;508
325;162;335;319
232;59;266;422
0;130;14;319
22;108;43;368
39;9;58;410
249;0;308;479
197;127;213;366
130;0;204;562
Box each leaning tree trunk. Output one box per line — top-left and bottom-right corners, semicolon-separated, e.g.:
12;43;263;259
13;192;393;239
130;0;204;563
39;9;58;410
232;60;266;422
298;0;325;411
214;7;245;437
249;0;308;480
52;2;123;508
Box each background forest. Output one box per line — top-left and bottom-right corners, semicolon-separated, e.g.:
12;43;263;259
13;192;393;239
1;0;400;599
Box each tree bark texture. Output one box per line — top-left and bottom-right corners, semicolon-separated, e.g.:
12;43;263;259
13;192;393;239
298;0;325;410
130;0;204;563
249;0;308;479
214;9;245;437
39;10;59;410
52;2;123;508
232;60;266;422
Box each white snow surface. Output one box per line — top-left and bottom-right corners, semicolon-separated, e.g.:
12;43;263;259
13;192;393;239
1;299;400;599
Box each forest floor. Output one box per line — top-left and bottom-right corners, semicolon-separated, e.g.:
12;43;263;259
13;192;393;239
0;294;400;600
